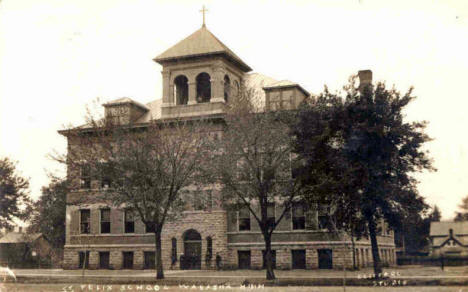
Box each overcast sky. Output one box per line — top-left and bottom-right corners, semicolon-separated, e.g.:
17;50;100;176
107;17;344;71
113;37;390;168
1;0;467;220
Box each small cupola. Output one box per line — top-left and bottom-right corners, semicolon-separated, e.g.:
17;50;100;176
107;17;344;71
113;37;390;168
103;97;149;125
263;80;309;111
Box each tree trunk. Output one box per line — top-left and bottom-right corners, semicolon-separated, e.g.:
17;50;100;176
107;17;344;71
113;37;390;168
154;231;164;279
351;232;356;270
263;233;276;280
367;217;382;277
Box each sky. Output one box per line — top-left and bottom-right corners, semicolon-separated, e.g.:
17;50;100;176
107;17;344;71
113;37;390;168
0;0;467;221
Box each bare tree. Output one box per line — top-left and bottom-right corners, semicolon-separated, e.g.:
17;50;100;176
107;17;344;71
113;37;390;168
209;87;303;280
56;105;210;279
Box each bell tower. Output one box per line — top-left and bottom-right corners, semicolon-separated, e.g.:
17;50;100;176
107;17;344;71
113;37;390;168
153;21;251;119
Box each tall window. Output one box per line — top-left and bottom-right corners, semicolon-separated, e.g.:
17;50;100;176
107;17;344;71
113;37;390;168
100;208;110;233
266;203;275;229
292;203;305;230
80;164;91;189
196;72;211;103
223;75;230;102
100;163;112;189
144;251;155;269
124;209;134;233
238;206;250;231
122;251;134;269
206;236;213;263
318;205;330;230
171;238;177;264
80;209;90;234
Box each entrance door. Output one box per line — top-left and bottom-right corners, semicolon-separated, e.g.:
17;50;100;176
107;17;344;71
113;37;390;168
183;229;202;270
318;249;333;269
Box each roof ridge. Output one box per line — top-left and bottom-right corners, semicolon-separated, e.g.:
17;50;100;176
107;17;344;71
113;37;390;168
153;26;251;72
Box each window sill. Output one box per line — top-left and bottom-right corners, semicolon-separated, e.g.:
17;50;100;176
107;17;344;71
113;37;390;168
227;230;330;235
73;233;155;237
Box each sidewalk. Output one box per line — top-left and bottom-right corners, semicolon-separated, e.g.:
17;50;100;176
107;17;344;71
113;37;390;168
3;265;468;286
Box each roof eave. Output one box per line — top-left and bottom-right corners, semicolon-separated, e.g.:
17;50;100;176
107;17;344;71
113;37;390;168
103;101;149;112
263;84;310;97
154;52;252;73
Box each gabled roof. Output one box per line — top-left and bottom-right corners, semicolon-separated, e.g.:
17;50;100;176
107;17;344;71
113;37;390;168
430;221;468;236
0;232;43;244
153;26;252;72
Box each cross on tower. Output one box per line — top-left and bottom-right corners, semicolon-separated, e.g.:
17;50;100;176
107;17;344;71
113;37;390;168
200;5;208;27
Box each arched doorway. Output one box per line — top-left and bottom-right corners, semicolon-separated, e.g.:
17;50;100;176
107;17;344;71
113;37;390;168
182;229;201;270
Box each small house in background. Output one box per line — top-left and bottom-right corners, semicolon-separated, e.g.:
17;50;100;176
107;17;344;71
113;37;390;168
0;227;53;268
430;221;468;256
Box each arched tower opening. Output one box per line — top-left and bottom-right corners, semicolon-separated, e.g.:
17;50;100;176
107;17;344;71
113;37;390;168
174;75;189;105
196;72;211;103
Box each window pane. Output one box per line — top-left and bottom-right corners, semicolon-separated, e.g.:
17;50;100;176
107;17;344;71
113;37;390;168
125;222;134;233
81;165;91;188
239;207;250;218
146;222;156;233
125;210;134;221
101;209;110;222
81;209;90;222
239;218;250;231
101;222;110;233
293;204;304;217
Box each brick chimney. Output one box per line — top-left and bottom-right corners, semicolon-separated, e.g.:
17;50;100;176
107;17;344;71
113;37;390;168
358;70;372;92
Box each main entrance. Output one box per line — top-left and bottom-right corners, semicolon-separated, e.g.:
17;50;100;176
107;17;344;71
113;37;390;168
182;229;202;270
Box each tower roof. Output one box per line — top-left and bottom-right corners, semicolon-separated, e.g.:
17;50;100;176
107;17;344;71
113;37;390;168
153;26;252;72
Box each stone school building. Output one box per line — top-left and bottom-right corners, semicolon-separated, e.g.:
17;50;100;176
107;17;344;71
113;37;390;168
61;23;396;270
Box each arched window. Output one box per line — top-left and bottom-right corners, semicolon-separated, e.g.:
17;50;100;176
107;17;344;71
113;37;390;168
174;75;189;105
223;75;231;102
206;236;213;262
171;237;177;264
196;72;211;103
233;80;240;98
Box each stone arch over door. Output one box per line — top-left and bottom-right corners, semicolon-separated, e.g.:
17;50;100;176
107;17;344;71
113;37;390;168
182;229;202;270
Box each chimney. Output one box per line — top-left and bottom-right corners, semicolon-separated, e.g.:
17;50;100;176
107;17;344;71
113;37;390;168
358;70;372;92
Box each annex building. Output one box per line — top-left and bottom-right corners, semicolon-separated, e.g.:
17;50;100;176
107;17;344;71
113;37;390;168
61;21;396;270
